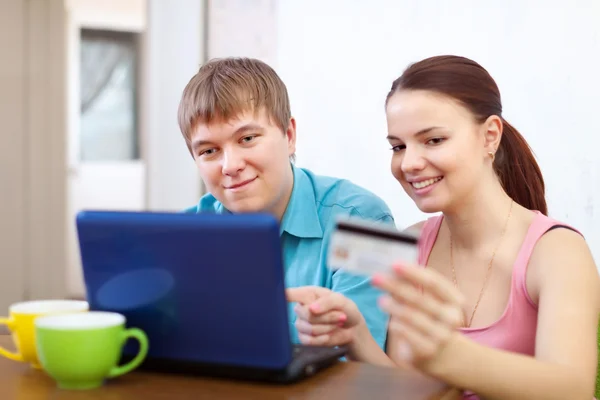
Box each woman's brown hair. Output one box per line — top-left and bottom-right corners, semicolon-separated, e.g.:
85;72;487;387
386;55;547;215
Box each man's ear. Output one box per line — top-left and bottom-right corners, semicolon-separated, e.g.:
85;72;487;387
286;117;297;156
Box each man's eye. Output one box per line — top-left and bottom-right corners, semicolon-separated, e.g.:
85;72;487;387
199;148;216;156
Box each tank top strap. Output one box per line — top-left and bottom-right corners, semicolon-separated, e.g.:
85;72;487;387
417;215;444;266
512;211;583;306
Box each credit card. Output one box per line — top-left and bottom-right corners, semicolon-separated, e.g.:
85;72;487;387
327;216;419;276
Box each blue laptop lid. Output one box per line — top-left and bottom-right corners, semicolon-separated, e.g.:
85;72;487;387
76;210;293;370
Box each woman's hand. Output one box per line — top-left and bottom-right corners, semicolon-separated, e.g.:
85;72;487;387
286;286;365;347
371;262;465;372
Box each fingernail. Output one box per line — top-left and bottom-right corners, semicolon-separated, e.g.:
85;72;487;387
338;314;347;322
393;263;405;274
309;303;320;312
378;296;390;307
371;274;383;285
398;341;413;362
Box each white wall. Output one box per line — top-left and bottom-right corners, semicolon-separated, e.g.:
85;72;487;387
64;0;146;30
208;0;277;66
276;0;600;263
144;0;205;211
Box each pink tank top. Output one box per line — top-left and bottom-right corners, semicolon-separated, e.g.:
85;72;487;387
418;211;579;398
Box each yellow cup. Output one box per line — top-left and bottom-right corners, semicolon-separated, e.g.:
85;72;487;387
0;300;89;368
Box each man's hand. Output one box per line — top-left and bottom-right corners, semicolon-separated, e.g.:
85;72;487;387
286;286;365;347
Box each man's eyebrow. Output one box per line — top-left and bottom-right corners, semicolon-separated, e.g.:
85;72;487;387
233;123;264;135
191;139;211;152
191;123;264;151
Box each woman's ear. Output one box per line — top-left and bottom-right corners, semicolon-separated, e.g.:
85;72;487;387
482;115;503;154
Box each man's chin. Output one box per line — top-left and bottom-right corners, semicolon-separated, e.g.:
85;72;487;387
224;199;266;214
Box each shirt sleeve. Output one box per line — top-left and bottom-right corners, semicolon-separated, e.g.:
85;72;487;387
182;205;199;213
329;210;395;351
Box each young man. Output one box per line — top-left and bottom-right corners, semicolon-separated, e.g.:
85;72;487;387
177;57;394;350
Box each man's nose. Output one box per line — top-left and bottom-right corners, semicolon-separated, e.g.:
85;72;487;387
221;148;245;176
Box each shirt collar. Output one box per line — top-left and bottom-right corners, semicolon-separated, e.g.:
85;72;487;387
279;164;323;238
206;164;323;238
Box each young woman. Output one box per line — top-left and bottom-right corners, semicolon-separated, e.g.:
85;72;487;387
287;55;600;399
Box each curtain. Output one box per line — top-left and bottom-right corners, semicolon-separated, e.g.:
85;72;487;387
80;37;130;114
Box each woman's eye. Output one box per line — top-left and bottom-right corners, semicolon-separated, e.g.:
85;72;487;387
241;135;256;143
426;137;445;145
390;144;406;152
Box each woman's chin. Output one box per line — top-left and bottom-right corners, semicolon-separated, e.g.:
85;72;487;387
413;199;444;214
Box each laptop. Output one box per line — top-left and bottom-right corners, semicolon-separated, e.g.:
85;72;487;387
75;210;346;383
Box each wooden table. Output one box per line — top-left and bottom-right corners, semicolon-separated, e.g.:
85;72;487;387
0;335;461;399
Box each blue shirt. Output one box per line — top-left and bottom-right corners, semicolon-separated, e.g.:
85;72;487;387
185;164;395;350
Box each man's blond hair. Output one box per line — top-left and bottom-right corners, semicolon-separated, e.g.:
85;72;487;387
177;57;292;155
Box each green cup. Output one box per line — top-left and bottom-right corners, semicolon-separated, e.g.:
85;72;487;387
34;311;148;390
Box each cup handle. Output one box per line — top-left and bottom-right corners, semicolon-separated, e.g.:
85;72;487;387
107;328;149;378
0;317;24;362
